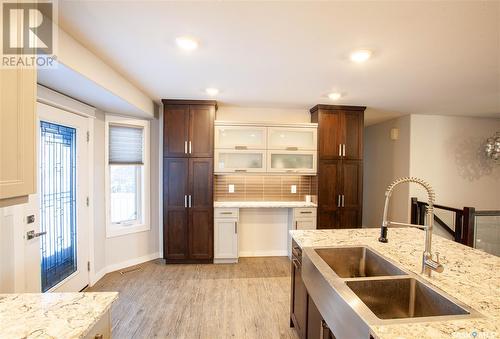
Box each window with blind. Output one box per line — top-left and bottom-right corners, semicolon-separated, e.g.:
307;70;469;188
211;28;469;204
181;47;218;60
106;117;150;237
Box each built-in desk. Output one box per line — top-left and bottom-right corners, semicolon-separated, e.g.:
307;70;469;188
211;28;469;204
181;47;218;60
214;201;317;263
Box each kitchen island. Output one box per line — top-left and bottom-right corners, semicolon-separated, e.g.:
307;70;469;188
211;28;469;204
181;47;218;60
290;228;499;339
0;292;118;339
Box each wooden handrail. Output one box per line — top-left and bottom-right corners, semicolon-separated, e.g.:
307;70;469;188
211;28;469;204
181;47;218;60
410;199;464;214
410;197;473;247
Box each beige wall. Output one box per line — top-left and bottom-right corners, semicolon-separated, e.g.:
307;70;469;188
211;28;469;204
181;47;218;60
409;115;500;210
363;114;500;230
363;115;411;227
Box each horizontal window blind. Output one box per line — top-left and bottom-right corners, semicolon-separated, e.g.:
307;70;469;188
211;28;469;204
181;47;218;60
109;124;144;165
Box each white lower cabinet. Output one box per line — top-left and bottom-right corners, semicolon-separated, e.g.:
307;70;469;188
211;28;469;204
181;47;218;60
214;208;239;263
288;207;317;257
83;310;111;339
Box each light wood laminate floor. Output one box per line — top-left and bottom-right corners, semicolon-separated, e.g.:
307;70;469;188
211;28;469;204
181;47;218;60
87;257;299;339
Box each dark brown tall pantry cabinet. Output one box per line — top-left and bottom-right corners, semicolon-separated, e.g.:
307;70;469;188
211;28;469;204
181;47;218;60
162;100;216;263
310;105;365;229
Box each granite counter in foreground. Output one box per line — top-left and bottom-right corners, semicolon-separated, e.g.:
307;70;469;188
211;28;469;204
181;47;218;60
290;228;500;339
0;292;118;339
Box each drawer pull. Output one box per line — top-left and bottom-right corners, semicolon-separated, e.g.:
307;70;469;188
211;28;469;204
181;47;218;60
235;145;248;150
220;212;233;215
300;211;312;214
286;146;298;151
235;169;247;172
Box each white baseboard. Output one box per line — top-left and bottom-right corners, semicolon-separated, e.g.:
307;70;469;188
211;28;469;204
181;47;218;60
214;258;238;264
238;250;288;257
90;252;161;286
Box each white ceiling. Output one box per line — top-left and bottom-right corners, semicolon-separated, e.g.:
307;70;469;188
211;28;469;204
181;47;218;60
58;1;500;123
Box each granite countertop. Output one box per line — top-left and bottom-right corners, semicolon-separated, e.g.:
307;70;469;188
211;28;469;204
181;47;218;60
0;292;118;339
290;228;500;339
214;201;318;208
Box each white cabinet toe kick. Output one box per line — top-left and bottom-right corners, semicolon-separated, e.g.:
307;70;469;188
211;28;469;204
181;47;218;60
214;203;317;263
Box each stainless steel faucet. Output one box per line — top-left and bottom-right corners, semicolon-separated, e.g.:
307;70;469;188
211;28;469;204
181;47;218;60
378;177;444;277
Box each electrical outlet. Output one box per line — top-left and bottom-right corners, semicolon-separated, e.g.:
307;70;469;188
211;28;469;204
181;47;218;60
228;184;235;193
291;185;297;194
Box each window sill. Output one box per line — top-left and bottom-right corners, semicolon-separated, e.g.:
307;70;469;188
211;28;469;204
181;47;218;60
106;223;150;238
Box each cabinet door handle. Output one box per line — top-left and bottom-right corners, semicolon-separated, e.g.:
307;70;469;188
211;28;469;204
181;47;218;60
184;141;188;154
189;141;192;154
235;221;238;234
343;144;346;157
184;195;187;208
337;195;341;207
292;258;300;269
338;144;342;157
295;221;298;230
342;194;345;207
188;195;192;208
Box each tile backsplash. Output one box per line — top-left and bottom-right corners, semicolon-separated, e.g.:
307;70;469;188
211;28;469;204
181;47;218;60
215;175;317;202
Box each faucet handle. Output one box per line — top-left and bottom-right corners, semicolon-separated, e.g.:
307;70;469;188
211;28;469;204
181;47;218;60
435;252;440;263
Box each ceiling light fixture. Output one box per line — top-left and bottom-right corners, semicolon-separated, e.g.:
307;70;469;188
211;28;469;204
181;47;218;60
176;36;198;51
350;49;372;63
205;87;219;96
328;92;342;101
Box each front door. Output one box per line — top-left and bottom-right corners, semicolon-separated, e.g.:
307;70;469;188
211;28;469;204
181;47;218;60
38;103;89;292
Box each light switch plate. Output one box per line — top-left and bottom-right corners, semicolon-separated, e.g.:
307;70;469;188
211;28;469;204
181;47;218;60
228;184;235;193
291;185;297;194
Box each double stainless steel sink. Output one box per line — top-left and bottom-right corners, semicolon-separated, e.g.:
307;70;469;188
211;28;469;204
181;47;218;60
302;246;480;338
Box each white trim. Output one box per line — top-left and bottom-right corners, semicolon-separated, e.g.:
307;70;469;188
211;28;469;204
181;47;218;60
158;102;164;256
37;84;97;118
238;250;288;257
214;258;238;264
87;118;96;287
89;252;161;286
104;115;151;238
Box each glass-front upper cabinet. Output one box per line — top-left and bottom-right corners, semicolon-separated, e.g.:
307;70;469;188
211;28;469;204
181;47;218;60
267;151;316;174
215;126;267;149
267;127;317;150
215;150;266;173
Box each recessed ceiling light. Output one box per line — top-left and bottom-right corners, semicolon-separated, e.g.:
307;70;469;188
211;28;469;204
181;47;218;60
176;36;198;51
350;49;372;63
205;87;219;96
328;92;342;101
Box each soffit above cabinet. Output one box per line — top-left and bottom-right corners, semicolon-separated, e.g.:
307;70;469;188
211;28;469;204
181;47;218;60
215;120;317;129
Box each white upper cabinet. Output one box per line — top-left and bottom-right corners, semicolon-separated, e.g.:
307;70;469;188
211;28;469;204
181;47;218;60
214;122;317;174
215;126;267;149
267;151;316;174
215;150;266;173
268;127;317;150
0;68;37;206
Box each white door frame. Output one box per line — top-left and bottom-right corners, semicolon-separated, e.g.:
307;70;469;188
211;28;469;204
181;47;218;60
37;102;92;292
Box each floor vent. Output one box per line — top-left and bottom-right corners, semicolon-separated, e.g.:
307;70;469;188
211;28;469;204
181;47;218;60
120;266;143;275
